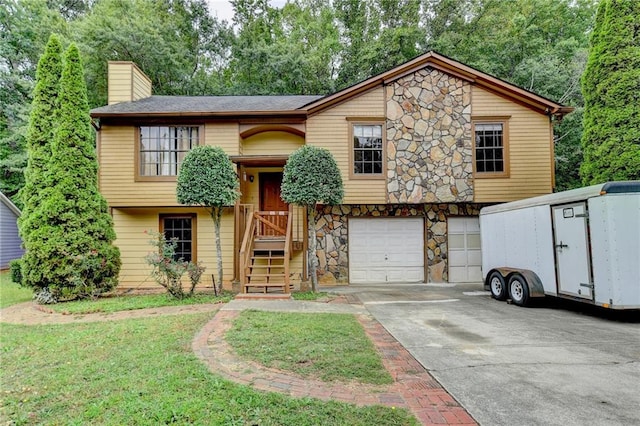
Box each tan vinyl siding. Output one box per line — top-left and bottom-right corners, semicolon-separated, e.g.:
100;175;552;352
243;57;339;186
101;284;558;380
100;123;242;207
107;63;134;105
108;62;151;105
99;125;178;206
131;66;152;101
242;131;304;156
205;122;240;155
306;87;386;204
112;207;235;289
472;86;553;202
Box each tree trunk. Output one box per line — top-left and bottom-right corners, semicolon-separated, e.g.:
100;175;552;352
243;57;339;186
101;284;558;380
212;207;224;294
307;204;318;292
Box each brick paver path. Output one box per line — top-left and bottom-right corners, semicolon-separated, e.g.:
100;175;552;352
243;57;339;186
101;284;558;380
193;309;477;426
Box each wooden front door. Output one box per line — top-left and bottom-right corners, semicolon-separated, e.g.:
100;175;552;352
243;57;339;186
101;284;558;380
260;172;288;211
259;172;288;237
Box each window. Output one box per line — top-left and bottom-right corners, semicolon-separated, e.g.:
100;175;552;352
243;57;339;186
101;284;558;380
139;126;199;178
352;123;383;176
160;215;196;262
473;119;509;177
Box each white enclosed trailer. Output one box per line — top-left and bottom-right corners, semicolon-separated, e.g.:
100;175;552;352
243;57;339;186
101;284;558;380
480;181;640;309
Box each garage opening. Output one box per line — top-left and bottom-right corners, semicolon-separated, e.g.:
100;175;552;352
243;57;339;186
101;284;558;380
448;217;482;282
348;217;424;284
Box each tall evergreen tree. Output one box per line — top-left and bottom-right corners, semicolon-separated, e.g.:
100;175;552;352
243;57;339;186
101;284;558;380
24;43;121;299
18;34;62;289
580;0;640;184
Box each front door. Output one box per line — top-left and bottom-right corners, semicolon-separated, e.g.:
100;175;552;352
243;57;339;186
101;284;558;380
259;172;288;236
552;202;593;300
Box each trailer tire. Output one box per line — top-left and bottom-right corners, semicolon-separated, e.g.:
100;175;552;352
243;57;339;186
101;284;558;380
488;271;508;300
508;274;530;307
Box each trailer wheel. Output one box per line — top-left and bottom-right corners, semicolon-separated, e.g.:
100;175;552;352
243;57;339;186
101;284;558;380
508;274;530;307
488;271;507;300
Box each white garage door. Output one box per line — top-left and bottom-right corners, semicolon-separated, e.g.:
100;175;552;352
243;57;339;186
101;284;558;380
448;217;482;282
349;218;424;283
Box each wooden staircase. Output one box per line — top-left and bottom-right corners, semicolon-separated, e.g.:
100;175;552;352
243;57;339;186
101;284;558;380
240;210;293;294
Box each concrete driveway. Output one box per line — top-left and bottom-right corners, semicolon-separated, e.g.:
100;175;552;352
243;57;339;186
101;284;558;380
331;283;640;426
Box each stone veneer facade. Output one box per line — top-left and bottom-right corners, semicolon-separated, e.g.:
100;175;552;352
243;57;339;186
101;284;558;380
315;204;483;285
386;67;473;203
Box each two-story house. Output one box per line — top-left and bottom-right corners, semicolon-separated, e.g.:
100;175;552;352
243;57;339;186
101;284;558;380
91;51;572;293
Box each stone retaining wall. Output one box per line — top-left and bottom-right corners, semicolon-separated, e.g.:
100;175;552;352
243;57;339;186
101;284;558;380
314;204;482;285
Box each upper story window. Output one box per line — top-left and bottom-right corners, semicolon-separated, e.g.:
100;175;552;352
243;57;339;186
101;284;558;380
473;119;509;177
139;126;199;178
352;123;384;177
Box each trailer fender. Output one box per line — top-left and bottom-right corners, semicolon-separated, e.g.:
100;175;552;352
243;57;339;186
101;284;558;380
484;268;545;298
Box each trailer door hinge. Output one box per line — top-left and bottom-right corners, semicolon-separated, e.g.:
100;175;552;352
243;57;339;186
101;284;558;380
575;212;588;218
579;282;594;289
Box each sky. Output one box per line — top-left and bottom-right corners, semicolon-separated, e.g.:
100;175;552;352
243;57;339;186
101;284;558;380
207;0;287;23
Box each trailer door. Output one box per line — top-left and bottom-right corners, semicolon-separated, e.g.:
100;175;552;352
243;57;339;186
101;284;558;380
552;202;593;300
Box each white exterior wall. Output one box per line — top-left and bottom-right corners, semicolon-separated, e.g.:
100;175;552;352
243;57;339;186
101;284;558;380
588;194;640;308
480;204;556;294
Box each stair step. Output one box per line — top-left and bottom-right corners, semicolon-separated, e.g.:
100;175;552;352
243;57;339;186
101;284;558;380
248;273;286;278
245;282;288;287
249;265;284;274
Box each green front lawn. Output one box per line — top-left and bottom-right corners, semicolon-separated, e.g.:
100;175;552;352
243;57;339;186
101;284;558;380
0;313;416;425
47;292;233;314
227;311;394;385
0;270;32;308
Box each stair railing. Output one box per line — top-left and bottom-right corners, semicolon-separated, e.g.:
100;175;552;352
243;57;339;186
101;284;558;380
239;212;256;291
283;206;293;292
255;211;288;237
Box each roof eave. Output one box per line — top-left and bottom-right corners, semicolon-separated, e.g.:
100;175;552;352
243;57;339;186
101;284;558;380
304;51;572;117
90;110;309;119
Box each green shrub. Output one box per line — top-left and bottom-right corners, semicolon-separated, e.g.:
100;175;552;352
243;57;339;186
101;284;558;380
9;259;23;285
144;231;205;299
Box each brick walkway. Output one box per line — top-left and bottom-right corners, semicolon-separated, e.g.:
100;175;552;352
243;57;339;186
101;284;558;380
192;309;476;426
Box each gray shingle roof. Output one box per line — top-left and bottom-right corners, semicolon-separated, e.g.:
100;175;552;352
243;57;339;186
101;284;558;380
91;95;324;116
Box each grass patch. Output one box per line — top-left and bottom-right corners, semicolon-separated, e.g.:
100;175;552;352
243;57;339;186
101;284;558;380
0;270;33;308
226;311;393;385
0;313;416;425
291;291;330;301
47;291;234;314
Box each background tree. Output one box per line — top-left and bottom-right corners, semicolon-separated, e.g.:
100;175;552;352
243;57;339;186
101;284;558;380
74;0;232;107
176;145;240;294
281;146;343;292
0;1;69;204
18;34;62;289
580;0;640;184
23;43;121;300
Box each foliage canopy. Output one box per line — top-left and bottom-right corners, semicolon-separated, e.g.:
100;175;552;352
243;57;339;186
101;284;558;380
281;145;344;207
580;0;640;184
176;145;240;209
